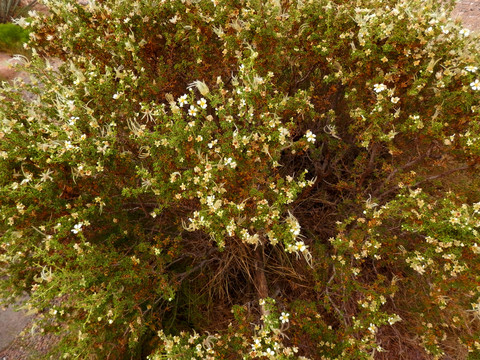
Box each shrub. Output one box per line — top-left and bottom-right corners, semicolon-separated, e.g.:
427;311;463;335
1;0;480;359
0;23;28;53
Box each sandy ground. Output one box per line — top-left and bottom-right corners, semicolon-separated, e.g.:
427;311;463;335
0;1;479;359
0;300;31;352
0;53;21;82
452;0;480;30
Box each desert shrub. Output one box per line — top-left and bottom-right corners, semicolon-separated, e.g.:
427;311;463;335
0;23;28;52
1;0;480;359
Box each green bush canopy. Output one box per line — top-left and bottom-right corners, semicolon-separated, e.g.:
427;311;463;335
0;23;29;53
1;0;480;358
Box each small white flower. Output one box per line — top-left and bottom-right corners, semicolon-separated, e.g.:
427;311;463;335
295;241;307;252
65;141;74;150
112;93;120;99
178;94;188;107
465;66;478;73
286;243;296;253
470;79;480;91
68;116;79;125
265;348;275;356
71;223;83;234
252;338;262;349
391;97;400;104
188;105;197;116
224;157;237;169
279;312;290;323
197;97;207;109
305;130;316;143
460;28;470;37
373;83;387;93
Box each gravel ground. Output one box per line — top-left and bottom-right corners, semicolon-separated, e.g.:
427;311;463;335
0;1;479;359
0;53;21;82
452;0;480;30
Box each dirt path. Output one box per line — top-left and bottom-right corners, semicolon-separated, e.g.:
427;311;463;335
0;299;31;352
0;53;21;82
452;0;480;30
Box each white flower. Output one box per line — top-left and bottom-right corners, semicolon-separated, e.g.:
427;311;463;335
68;116;79;125
265;348;275;356
287;214;301;238
71;223;83;234
470;79;480;91
465;66;478;73
286;243;296;253
188;105;197;116
460;28;470;37
388;315;402;325
197;97;207;109
295;241;306;252
279;312;290;323
305;130;316;143
112;93;120;99
391;97;400;104
12;17;28;27
178;94;188;107
224;157;237;169
373;83;387;93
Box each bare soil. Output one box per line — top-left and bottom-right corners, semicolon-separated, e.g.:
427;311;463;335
452;0;480;30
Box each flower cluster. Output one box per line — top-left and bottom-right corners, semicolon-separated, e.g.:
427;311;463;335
149;298;303;360
1;0;480;358
126;59;316;258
